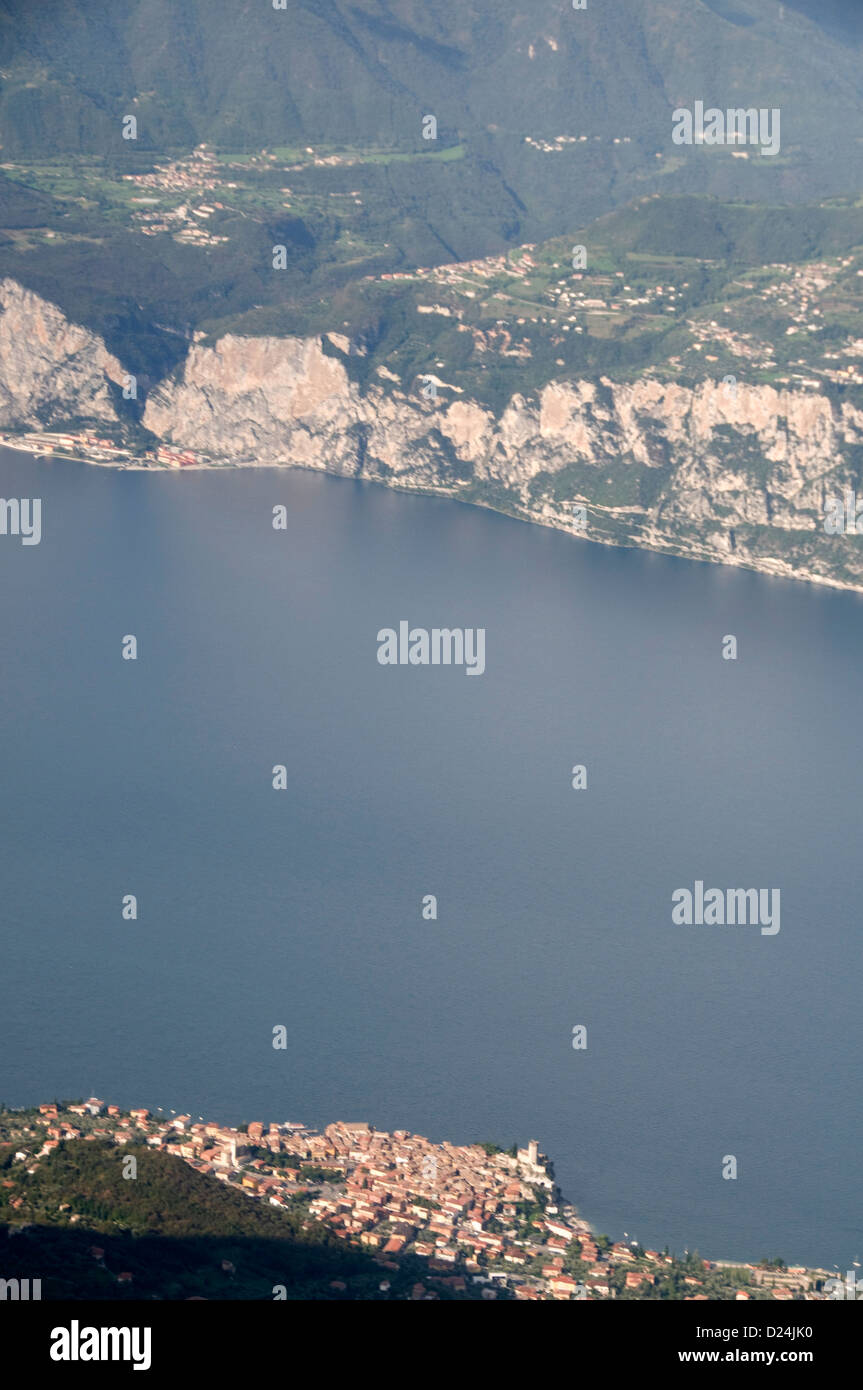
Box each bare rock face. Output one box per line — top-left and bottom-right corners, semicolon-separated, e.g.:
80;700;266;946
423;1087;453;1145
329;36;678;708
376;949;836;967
143;328;863;590
2;277;862;591
0;278;125;427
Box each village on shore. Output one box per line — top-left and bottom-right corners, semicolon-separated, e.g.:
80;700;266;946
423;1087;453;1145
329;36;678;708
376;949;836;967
0;1100;837;1302
0;429;209;469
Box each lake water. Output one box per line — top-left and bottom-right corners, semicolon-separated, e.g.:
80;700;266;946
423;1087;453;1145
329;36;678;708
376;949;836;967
2;445;862;1269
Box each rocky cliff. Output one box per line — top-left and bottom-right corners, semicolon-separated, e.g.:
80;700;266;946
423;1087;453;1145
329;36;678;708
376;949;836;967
141;326;863;592
3;278;862;592
0;278;125;428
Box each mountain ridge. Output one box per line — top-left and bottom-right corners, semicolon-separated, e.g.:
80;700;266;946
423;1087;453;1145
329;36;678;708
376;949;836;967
4;272;863;595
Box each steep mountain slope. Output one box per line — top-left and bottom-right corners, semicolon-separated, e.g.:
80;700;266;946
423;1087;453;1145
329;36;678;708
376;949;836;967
0;276;124;425
0;1140;394;1299
2;4;863;594
2;0;863;377
139;332;863;593
3;263;863;595
1;0;863;213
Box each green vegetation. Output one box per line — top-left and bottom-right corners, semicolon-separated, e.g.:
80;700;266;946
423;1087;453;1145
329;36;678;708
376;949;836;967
5;129;863;416
0;1141;410;1300
3;0;863;396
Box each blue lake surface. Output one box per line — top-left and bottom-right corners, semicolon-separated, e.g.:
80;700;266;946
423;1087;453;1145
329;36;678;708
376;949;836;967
1;445;861;1268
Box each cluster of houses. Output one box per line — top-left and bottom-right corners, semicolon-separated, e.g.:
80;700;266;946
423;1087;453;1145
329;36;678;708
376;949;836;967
2;1101;833;1302
123;146;224;197
523;133;633;153
122;147;232;245
681;256;863;388
155;444;201;467
365;239;689;349
363;227;863;392
0;430;122;459
0;430;207;468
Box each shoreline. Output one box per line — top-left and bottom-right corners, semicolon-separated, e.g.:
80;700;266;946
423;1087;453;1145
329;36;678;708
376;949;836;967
0;1098;836;1294
3;433;863;598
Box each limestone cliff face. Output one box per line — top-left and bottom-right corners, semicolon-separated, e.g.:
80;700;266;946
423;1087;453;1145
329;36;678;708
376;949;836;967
3;278;862;591
0;278;125;427
143;329;863;591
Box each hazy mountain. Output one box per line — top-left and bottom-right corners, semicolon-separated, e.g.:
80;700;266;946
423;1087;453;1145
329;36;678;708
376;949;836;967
0;0;862;365
1;0;863;221
2;0;863;597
